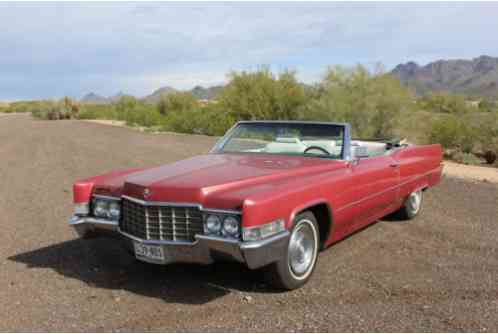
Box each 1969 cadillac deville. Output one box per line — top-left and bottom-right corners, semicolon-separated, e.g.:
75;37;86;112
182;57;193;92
69;121;443;289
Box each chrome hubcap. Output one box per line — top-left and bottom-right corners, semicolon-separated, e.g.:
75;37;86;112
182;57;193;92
408;190;422;214
288;220;316;278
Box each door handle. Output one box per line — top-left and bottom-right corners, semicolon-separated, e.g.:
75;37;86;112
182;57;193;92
390;162;399;168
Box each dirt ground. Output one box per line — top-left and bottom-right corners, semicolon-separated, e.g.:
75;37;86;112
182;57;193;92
1;113;497;332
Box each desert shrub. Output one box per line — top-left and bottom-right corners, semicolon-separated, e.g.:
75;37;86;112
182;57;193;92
78;104;118;120
162;109;201;134
418;92;473;114
301;65;414;138
124;104;163;128
428;115;479;153
478;99;497;113
26;97;79;120
453;152;483;165
79;97;164;128
194;107;236;136
114;96;138;120
7;100;55;114
158;92;198;116
217;68;307;121
475;118;498;163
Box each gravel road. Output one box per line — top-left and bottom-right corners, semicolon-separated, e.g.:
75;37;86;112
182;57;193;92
1;114;497;332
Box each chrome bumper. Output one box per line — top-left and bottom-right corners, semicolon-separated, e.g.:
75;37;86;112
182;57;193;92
69;216;289;269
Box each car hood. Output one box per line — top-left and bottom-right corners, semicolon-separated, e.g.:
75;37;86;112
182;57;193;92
95;153;346;209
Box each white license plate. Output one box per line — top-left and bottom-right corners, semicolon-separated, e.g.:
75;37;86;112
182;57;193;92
134;242;165;262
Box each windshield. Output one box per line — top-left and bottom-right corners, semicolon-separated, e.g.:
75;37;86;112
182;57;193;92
214;122;345;159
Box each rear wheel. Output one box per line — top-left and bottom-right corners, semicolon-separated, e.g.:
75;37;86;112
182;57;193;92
264;211;319;290
395;189;423;220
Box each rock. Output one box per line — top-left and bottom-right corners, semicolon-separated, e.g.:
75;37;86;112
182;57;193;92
243;295;253;303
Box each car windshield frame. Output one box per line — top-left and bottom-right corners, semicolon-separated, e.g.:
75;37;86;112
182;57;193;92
211;121;350;160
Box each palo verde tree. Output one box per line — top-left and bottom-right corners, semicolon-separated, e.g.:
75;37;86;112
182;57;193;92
217;68;308;121
301;65;414;138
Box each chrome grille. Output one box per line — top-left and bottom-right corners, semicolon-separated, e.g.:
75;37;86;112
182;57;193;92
120;198;204;242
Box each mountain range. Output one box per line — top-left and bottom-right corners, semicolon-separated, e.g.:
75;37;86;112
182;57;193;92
391;55;498;97
80;55;498;104
81;85;222;104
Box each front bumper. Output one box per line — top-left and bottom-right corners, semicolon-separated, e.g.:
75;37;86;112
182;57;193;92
69;216;289;269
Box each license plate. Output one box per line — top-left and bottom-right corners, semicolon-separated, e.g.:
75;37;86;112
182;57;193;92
134;242;165;262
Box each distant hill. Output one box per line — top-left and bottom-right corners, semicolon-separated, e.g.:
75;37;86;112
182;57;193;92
80;92;108;104
108;91;129;103
81;85;223;104
391;55;498;97
142;86;177;104
189;85;223;100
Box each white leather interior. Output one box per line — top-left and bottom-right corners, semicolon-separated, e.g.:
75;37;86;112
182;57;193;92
264;138;342;156
265;137;307;153
241;137;389;158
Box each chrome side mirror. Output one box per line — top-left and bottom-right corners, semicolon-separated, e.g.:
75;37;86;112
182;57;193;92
353;146;369;158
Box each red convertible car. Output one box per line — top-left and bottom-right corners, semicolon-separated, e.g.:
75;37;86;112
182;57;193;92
70;121;443;289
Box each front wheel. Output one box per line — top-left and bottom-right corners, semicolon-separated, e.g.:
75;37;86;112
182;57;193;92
264;211;319;290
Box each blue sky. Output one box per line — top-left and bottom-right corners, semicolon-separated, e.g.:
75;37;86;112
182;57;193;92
1;2;498;101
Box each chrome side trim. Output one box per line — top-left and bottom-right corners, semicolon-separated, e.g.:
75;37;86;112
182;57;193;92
121;195;242;215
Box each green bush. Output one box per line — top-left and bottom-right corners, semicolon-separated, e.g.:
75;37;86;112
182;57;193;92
124;104;163;128
478;99;497;113
158;92;198;116
418;92;473;114
301;65;414;138
218;68;307;121
194;107;235;136
78;104;118;120
428;115;479;153
452;152;483;165
30;98;78;120
159;103;235;136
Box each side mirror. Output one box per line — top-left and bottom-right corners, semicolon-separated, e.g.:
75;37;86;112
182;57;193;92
353;146;369;159
350;146;368;166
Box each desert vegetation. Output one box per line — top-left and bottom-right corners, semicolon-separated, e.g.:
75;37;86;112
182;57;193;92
2;66;497;165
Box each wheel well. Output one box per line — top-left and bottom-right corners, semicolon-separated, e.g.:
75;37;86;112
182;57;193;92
300;203;332;249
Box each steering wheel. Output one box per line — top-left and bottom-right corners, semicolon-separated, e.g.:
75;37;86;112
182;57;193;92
304;146;330;156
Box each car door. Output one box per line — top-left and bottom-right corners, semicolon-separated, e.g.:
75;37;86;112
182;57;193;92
347;154;400;232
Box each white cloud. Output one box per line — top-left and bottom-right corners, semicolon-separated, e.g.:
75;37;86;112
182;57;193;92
0;2;497;100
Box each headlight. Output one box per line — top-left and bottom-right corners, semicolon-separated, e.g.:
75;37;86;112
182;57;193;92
93;199;108;218
222;216;240;238
205;214;222;234
108;201;121;220
242;219;285;241
92;197;121;221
